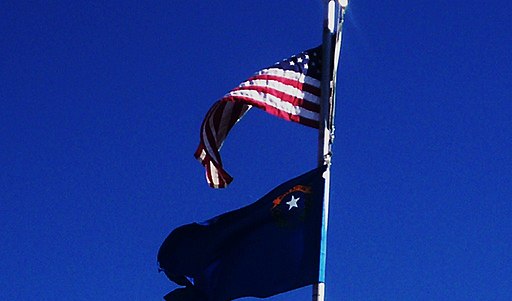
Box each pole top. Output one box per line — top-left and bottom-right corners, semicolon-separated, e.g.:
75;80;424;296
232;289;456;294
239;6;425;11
339;0;349;8
324;0;348;9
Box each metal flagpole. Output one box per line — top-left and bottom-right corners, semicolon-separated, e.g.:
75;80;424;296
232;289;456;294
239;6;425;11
313;1;348;301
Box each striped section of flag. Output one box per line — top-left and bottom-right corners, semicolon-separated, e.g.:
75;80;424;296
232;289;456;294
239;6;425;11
194;46;322;188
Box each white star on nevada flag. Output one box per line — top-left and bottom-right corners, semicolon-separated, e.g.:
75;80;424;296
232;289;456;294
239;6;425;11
286;195;300;210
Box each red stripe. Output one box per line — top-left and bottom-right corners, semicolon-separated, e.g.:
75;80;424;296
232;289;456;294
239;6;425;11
221;95;319;127
302;82;321;97
247;74;321;96
194;141;206;163
225;86;320;114
225;102;249;137
298;116;319;128
211;102;227;146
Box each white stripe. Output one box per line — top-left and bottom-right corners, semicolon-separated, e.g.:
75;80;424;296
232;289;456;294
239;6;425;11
255;68;321;88
237;79;320;104
208;161;220;187
197;149;206;162
225;90;320;121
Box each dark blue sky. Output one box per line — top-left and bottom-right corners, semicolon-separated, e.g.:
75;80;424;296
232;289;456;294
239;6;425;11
1;1;510;300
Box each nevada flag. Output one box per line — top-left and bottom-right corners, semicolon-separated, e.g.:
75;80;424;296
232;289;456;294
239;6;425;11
157;167;325;301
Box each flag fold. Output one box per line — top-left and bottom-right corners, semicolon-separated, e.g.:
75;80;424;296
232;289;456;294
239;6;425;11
195;46;323;188
158;167;326;301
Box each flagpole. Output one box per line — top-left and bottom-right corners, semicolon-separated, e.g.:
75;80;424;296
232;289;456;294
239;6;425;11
313;1;348;301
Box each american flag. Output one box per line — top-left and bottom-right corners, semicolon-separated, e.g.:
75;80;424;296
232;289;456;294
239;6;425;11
195;46;323;188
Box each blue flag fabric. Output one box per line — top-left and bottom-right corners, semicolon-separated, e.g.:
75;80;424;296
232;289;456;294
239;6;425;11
158;167;326;301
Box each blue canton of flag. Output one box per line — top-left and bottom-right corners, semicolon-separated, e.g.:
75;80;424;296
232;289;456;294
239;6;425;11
195;46;323;188
158;167;326;301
